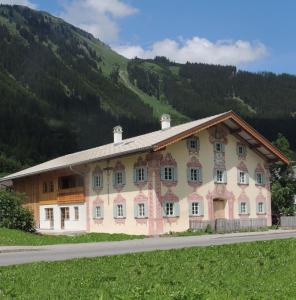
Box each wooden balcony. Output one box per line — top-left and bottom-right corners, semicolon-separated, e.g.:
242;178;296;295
57;186;85;204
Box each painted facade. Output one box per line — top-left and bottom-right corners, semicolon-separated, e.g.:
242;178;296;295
13;124;272;234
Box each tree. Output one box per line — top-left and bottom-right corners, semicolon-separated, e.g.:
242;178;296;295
271;133;296;215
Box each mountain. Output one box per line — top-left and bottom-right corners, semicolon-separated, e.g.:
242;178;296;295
0;5;295;176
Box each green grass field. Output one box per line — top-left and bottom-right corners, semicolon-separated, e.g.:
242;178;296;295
0;239;295;299
0;228;143;246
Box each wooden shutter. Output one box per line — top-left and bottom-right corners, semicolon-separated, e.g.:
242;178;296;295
134;203;138;218
245;173;249;185
173;166;178;181
133;168;137;183
143;167;148;182
92;206;97;219
223;170;227;183
123;203;126;218
199;201;204;216
160;166;165;180
187;168;191;182
238;202;242;214
162;202;167;217
100;205;104;218
113;203;117;218
122;171;126;186
198;168;203;183
188;202;193;216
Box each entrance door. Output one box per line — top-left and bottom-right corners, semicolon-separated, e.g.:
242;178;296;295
213;199;225;219
60;207;69;230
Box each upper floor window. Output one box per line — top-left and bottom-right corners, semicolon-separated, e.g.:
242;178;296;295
239;202;248;214
215;169;227;183
256;172;265;185
238;171;249;185
113;170;125;187
161;166;177;182
93;173;103;189
188;167;202;183
134;167;147;183
93;205;104;219
43;181;54;193
187;136;199;153
59;175;83;190
237;144;247;156
214;142;225;153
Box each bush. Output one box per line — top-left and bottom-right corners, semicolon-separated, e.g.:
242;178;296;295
0;189;35;232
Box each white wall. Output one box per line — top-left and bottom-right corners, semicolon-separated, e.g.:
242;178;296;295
39;203;86;232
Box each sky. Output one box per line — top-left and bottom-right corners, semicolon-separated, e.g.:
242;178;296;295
1;0;296;74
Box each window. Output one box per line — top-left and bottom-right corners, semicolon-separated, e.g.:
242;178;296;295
114;171;125;186
138;203;145;217
191;202;200;216
161;166;176;181
43;182;48;193
63;207;70;220
117;204;124;218
49;181;54;192
95;206;101;218
74;207;79;220
256;172;264;185
239;171;248;184
215;142;224;152
93;174;103;189
237;144;246;156
59;175;83;190
215;169;226;183
45;208;53;220
258;202;264;214
187;137;199;152
134;167;147;183
189;167;202;182
165;202;174;216
240;202;247;214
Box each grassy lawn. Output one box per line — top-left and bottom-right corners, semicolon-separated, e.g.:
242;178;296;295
0;228;144;246
0;239;295;299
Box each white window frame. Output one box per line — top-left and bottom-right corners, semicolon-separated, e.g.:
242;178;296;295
191;202;200;216
215;142;223;152
256;172;264;185
163;166;175;181
165;202;174;217
239;171;248;184
45;208;53;221
215;169;226;183
138;203;145;218
93;173;103;189
95;206;102;218
135;167;146;183
74;206;79;220
258;202;265;214
114;171;124;186
117;204;124;218
190;167;200;182
240;202;247;214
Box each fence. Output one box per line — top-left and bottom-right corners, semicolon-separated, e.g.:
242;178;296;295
280;216;296;228
190;218;267;233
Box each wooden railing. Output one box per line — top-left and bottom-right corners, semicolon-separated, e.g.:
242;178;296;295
57;186;85;204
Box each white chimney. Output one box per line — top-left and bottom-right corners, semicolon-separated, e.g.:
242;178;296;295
160;114;171;130
113;126;123;144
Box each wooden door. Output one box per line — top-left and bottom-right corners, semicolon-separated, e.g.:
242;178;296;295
213;199;225;219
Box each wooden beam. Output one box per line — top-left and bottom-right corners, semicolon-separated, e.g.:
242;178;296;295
229;128;242;134
249;144;261;149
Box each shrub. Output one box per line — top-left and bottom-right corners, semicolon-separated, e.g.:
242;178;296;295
0;189;35;232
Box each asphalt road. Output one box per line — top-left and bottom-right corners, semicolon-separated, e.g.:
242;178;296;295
0;230;295;266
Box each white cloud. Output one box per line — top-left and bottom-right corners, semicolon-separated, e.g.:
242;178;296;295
0;0;37;8
59;0;138;43
114;37;268;65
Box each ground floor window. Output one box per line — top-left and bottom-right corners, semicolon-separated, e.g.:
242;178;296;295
117;204;124;218
45;208;53;220
191;202;200;215
257;202;265;214
240;202;247;214
138;203;145;217
165;202;174;216
96;206;101;218
74;207;79;220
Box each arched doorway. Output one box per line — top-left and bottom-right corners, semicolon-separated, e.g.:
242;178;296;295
213;198;226;219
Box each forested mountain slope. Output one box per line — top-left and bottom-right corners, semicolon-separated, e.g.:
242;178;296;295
0;5;295;176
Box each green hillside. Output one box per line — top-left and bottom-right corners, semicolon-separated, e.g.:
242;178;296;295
0;5;295;176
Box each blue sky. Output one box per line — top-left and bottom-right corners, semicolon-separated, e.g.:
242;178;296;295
3;0;296;74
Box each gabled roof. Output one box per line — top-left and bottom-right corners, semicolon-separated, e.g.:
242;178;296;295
0;111;289;182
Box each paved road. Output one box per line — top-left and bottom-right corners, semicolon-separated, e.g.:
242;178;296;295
0;230;295;266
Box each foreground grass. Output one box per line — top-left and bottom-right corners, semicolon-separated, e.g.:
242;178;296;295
0;228;144;246
0;239;296;299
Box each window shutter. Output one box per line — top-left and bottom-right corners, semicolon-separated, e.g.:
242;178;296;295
174;202;180;217
160;166;165;180
256;202;259;214
238;202;242;214
122;171;126;186
221;143;225;152
92;206;97;219
144;203;148;218
187;168;191;182
134;203;138;218
223;170;227;183
173;167;178;181
245;173;249;185
144;167;148;182
162;202;166;217
92;175;96;189
214;169;217;182
113;204;117;218
198;168;203;183
113;172;116;187
123;203;126;218
188;202;193;216
133;168;137;183
262;174;266;185
237;170;240;184
100;205;104;218
246;202;249;214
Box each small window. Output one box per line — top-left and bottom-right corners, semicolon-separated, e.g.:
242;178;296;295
117;204;124;218
239;171;248;184
138;203;145;217
161;166;176;181
215;142;224;152
256;172;264;185
240;202;247;214
134;167;147;183
237;144;246;156
95;206;101;218
191;202;200;216
45;208;53;220
187;137;199;152
258;202;264;214
165;202;174;216
43;182;48;193
215;169;226;183
93;174;103;189
64;207;70;220
74;207;79;220
49;181;54;192
114;171;125;186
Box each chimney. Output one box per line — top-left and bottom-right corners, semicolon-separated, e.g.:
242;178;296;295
113;126;123;144
160;114;171;130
